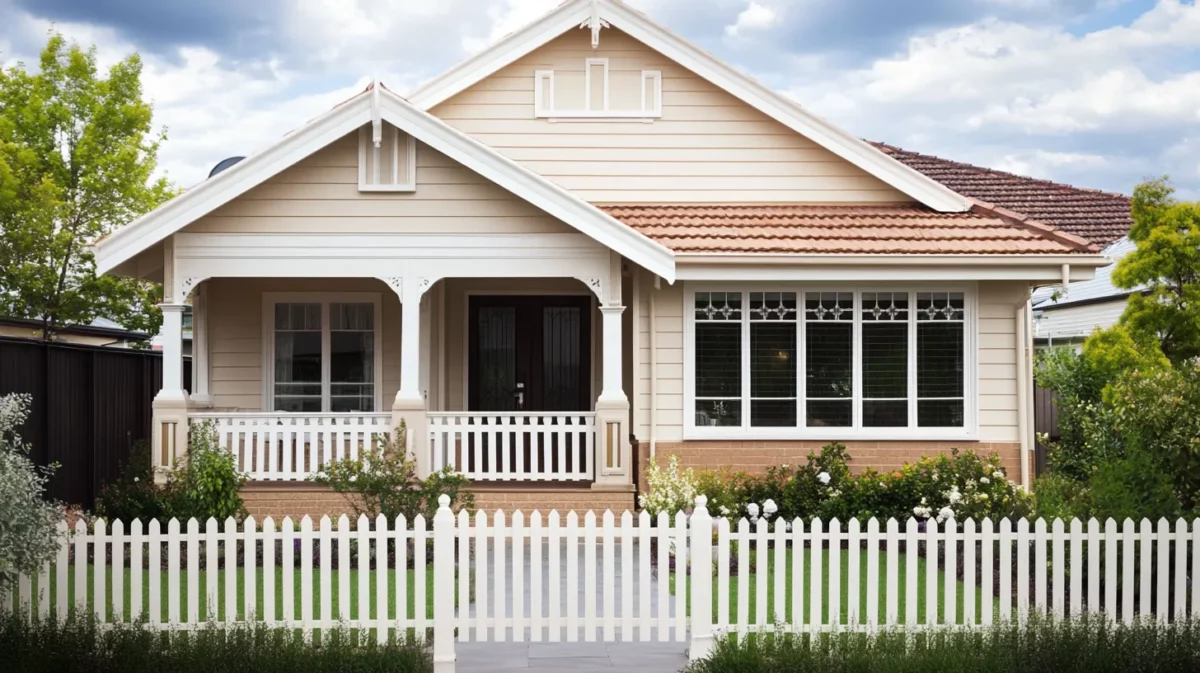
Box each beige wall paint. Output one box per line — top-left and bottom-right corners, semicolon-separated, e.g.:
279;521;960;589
205;277;400;411
432;28;913;205
186;131;577;236
632;271;1028;445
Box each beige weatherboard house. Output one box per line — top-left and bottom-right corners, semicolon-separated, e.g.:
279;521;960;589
94;0;1105;517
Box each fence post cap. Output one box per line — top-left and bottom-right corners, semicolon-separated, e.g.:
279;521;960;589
694;494;708;511
438;494;451;507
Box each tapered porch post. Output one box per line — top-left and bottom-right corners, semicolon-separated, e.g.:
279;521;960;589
594;252;631;488
386;277;431;478
152;303;190;483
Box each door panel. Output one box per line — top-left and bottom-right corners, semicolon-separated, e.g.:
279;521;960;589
469;295;592;412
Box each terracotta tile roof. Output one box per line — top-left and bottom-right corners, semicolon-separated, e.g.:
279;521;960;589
872;142;1132;246
601;204;1097;255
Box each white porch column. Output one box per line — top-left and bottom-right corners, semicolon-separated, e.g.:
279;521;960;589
153;303;190;483
189;282;212;407
594;252;631;488
387;277;430;478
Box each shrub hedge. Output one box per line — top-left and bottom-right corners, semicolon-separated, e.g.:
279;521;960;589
1;615;431;673
685;619;1200;673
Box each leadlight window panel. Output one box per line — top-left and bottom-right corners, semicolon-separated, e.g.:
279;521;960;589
695;321;742;427
330;302;375;412
274;303;322;412
861;292;909;427
695;292;742;321
917;292;966;427
750;292;797;426
805;292;853;428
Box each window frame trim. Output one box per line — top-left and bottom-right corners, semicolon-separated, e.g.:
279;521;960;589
683;282;978;441
261;292;385;413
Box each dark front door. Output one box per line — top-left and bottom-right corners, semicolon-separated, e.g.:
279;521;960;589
469;295;592;412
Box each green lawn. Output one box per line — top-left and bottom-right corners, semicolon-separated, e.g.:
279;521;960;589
17;565;435;626
672;548;998;626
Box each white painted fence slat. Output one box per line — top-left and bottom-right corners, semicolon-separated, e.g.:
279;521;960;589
264;517;277;625
808;518;821;631
514;511;527;643
998;519;1011;623
620;511;633;641
338;516;352;624
905;518;919;627
1033;518;1046;617
532;511;545;642
457;511;471;643
601;511;614;642
549;511;562;642
865;518;879;628
567;512;581;642
475;511;488;642
1069;518;1082;618
1017;518;1030;622
244;517;257;622
1105;518;1118;621
282;518;295;625
755;517;769;629
128;520;141;623
848;518;861;627
584;512;597;642
1176;518;1189;621
674;511;688;643
980;518;993;626
1140;518;1152;619
111;520;124;623
94;518;106;623
1122;519;1135;624
204;518;218;622
301;516;313;641
735;517;749;635
791;518;803;632
925;519;937;625
147;519;160;625
963;519;976;626
884;519;897;626
225;517;238;622
167;519;178;625
1052;518;1065;619
415;514;428;636
1157;518;1170;624
1088;519;1100;616
944;518;956;626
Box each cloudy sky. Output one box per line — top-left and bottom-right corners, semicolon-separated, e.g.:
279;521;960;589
1;0;1198;198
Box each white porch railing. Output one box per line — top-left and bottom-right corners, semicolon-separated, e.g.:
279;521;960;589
427;412;596;481
190;412;392;481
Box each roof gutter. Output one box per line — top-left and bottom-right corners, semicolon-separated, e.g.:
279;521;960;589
673;253;1109;267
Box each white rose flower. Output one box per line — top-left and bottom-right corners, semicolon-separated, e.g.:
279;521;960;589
913;505;932;518
746;502;760;518
829;490;841;498
133;477;139;483
719;506;730;516
978;493;989;501
979;477;990;485
993;471;1004;480
947;490;962;505
936;507;955;523
349;474;358;483
762;499;778;515
817;472;831;485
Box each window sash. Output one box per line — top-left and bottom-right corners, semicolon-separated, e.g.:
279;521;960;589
270;298;379;413
688;288;971;436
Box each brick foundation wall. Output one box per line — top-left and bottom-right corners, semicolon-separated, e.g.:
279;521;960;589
240;484;637;519
635;440;1022;493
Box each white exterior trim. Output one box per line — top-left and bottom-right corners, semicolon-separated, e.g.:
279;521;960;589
675;255;1104;282
407;0;971;213
357;125;417;192
94;87;676;283
260;291;385;413
681;281;979;442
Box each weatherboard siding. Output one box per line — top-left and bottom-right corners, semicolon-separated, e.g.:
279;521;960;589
431;27;913;205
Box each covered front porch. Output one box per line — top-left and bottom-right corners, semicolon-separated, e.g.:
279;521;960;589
152;251;634;490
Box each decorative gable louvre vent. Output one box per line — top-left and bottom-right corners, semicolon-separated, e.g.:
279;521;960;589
534;58;662;122
358;122;416;191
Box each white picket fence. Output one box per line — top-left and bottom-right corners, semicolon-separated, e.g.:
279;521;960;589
6;496;1200;673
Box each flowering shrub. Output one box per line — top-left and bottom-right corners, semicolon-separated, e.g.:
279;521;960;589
638;454;697;517
0;394;63;585
693;445;1031;523
310;422;473;524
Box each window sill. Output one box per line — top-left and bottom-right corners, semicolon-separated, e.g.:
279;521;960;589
682;427;979;443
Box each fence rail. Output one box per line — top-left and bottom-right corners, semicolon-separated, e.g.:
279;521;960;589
191;412;392;481
6;498;1200;671
427;412;596;482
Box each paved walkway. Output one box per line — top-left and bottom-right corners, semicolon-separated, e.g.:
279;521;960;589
456;642;689;671
454;539;689;671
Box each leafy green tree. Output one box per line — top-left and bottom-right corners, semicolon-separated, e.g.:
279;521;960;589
0;34;174;341
1110;177;1200;364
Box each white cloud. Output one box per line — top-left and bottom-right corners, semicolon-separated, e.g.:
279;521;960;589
725;2;779;37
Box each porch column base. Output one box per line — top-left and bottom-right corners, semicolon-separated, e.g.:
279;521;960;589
593;398;632;487
392;396;430;479
151;395;189;485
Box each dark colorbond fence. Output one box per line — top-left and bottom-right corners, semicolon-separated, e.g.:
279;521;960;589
0;337;188;506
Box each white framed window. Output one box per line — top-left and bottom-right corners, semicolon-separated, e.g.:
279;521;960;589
262;293;384;413
685;284;976;440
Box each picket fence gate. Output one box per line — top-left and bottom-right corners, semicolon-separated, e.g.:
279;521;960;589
6;495;1200;673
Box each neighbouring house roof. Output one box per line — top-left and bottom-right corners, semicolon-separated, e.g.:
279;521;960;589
1032;237;1141;309
0;316;150;342
408;0;972;213
602;204;1097;255
872;143;1133;247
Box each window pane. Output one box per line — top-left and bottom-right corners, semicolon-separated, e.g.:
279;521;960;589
330;303;375;412
807;400;851;427
274;302;321;413
917;323;964;398
751;323;796;398
919;400;964;427
752;400;795;427
805;323;851;399
917;292;965;321
749;292;797;321
696;323;741;399
864;400;908;427
696;399;741;427
694;292;742;321
862;323;908;399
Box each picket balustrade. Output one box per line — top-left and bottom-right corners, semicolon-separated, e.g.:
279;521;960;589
192;412;391;481
9;504;1200;673
427;412;595;481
